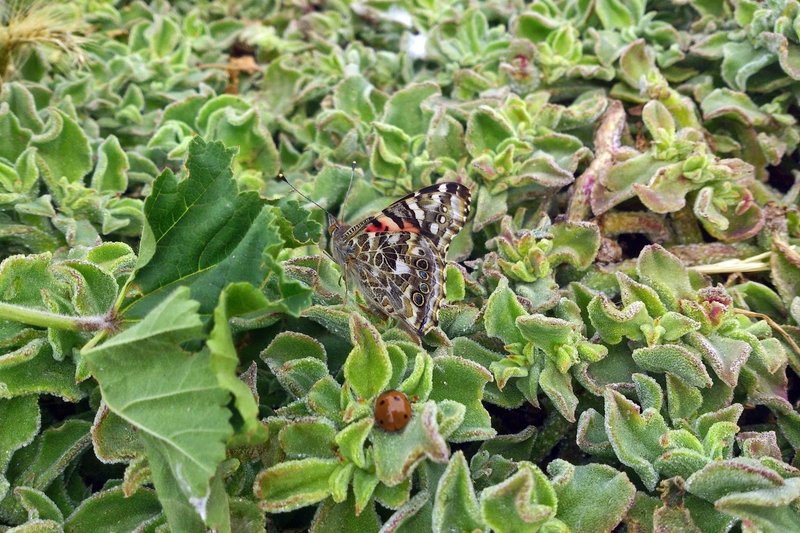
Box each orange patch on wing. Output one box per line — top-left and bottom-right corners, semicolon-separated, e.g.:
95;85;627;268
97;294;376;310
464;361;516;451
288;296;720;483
365;216;420;233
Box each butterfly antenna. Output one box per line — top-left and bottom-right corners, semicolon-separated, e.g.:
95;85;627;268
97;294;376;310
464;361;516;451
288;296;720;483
277;171;336;220
278;172;338;264
341;161;357;216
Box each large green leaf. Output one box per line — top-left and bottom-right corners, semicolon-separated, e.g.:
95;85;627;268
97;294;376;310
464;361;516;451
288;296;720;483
83;287;232;526
122;137;306;320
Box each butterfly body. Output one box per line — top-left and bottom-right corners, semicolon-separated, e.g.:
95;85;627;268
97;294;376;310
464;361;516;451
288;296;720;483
329;182;470;337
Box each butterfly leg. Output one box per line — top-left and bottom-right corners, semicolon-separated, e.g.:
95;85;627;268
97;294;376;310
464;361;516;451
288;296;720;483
391;318;423;345
336;270;349;304
358;301;383;317
357;300;394;330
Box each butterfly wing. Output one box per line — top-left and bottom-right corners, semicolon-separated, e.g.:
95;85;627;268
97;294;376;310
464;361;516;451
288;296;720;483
344;182;471;256
335;182;470;336
348;232;444;336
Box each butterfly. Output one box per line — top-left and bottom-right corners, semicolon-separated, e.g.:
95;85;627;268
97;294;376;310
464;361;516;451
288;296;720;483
281;172;471;338
326;181;470;337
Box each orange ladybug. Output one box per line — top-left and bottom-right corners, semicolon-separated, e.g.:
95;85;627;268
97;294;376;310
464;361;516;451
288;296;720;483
374;390;412;432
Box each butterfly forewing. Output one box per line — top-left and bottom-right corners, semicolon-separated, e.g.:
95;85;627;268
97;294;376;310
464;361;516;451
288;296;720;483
355;182;470;255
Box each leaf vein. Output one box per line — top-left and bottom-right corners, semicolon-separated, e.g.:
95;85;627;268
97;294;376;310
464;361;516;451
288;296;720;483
117;386;221;412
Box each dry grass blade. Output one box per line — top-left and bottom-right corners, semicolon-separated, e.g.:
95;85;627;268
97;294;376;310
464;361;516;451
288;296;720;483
735;308;800;359
689;252;772;274
0;0;87;83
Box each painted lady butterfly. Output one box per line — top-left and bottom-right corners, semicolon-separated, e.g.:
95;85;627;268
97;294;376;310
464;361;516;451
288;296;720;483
329;182;471;337
281;172;471;337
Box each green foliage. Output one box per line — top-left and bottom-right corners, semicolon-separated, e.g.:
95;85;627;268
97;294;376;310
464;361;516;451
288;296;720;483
0;0;799;532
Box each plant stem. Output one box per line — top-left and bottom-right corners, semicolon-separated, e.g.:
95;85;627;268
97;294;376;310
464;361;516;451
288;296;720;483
0;301;113;332
82;330;108;352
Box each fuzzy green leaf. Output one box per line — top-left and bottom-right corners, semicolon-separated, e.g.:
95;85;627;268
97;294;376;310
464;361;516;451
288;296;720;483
632;344;713;388
429;356;495;442
63;486;161;533
90;135;129;193
83;288;232;522
371;401;449;487
261;331;326;365
666;374;703;422
31;109;92;183
466;106;514;155
636;245;694;309
686;458;785;502
547;222;601;270
310;493;381;533
480;462;564;533
603;389;669;491
771;239;800;308
444;264;466;302
14;487;63;523
432;451;484;533
8;419;90;494
200;97;279;177
335;418;373;469
548;460;636;533
382;82;439;136
539;359;579;422
399;351;434;402
254;457;339;512
0;396;40;500
714;478;800;532
0;340;84;402
588;295;651;344
279;418;337;459
484;279;526;345
344;314;391;400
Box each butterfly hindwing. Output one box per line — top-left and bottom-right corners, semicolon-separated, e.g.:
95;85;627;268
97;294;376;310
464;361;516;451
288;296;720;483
354;182;470;256
349;232;444;335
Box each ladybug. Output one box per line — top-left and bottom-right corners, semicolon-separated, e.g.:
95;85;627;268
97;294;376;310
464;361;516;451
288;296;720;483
374;390;412;432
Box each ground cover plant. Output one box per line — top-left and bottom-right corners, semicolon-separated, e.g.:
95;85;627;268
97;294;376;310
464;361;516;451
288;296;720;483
0;0;799;531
